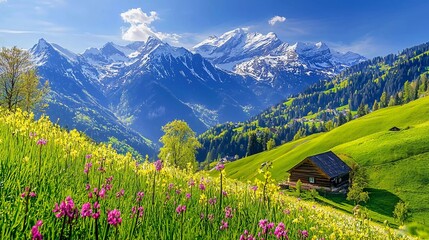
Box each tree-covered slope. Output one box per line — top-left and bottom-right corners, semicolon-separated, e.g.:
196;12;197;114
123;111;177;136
223;96;429;227
197;42;429;163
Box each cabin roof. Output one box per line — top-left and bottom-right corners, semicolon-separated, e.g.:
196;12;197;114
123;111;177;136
307;151;351;178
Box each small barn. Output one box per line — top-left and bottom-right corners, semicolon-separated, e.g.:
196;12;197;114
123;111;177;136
288;151;351;191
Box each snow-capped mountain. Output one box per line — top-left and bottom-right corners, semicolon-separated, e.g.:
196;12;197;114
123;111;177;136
194;28;366;95
194;28;283;70
28;32;364;153
104;37;264;140
30;39;155;155
29;38;266;146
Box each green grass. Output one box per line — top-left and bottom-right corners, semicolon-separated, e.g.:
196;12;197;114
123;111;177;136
223;96;429;227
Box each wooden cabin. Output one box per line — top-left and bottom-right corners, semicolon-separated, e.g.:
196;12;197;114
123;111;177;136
288;151;351;191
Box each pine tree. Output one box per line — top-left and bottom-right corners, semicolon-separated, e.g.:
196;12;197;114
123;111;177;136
380;92;388;108
372;100;379;111
246;133;258;156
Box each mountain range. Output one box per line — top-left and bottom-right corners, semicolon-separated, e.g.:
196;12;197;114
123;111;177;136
29;28;365;155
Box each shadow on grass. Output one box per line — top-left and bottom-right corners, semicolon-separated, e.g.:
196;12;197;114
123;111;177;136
364;188;401;216
318;188;400;218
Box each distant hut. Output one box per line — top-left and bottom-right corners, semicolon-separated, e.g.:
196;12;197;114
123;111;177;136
288;151;351;191
389;126;401;131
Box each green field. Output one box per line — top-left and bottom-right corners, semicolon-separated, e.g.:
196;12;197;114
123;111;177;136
223;96;429;227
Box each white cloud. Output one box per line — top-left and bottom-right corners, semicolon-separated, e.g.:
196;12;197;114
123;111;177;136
268;16;286;26
0;0;7;3
120;8;181;44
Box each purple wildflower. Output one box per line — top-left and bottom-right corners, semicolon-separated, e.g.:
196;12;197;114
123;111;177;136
31;220;43;240
299;230;309;239
81;202;92;218
131;206;144;218
274;222;288;239
154;159;163;171
84;162;92;174
208;197;217;205
188;178;195;187
175;205;186;215
215;163;225;171
136;192;144;202
116;189;125;198
36;138;47;146
240;230;255;240
107;209;122;227
219;220;228;231
225;206;233;219
52;196;76;219
98;188;106;199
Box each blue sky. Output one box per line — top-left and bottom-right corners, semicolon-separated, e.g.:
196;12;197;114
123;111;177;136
0;0;428;57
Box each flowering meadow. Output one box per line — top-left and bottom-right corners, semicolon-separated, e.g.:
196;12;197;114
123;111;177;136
0;108;411;239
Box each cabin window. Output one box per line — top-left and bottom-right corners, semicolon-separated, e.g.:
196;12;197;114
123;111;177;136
309;177;315;183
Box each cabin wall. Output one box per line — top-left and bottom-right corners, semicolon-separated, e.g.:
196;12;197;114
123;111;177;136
289;159;331;188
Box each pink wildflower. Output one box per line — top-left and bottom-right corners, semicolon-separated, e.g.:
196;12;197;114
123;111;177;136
154;159;163;171
299;230;309;239
225;206;233;219
52;196;76;219
116;189;125;198
188;178;195;187
136;191;144;202
107;209;122;227
274;222;288;239
175;204;186;215
240;230;255;240
85;154;92;159
215;163;225;171
21;187;36;198
208;197;217;205
92;212;100;219
219;220;228;231
199;183;206;191
185;193;191;199
251;186;258;191
98;188;106;199
31;220;43;240
81;202;92;218
105;176;113;184
258;219;275;234
84;162;92;174
131;206;144;218
36;138;47;146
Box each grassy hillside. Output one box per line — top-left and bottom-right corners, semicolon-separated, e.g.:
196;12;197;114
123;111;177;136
0;108;410;239
224;96;429;228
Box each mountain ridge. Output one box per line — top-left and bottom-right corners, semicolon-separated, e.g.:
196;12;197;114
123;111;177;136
28;29;366;154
